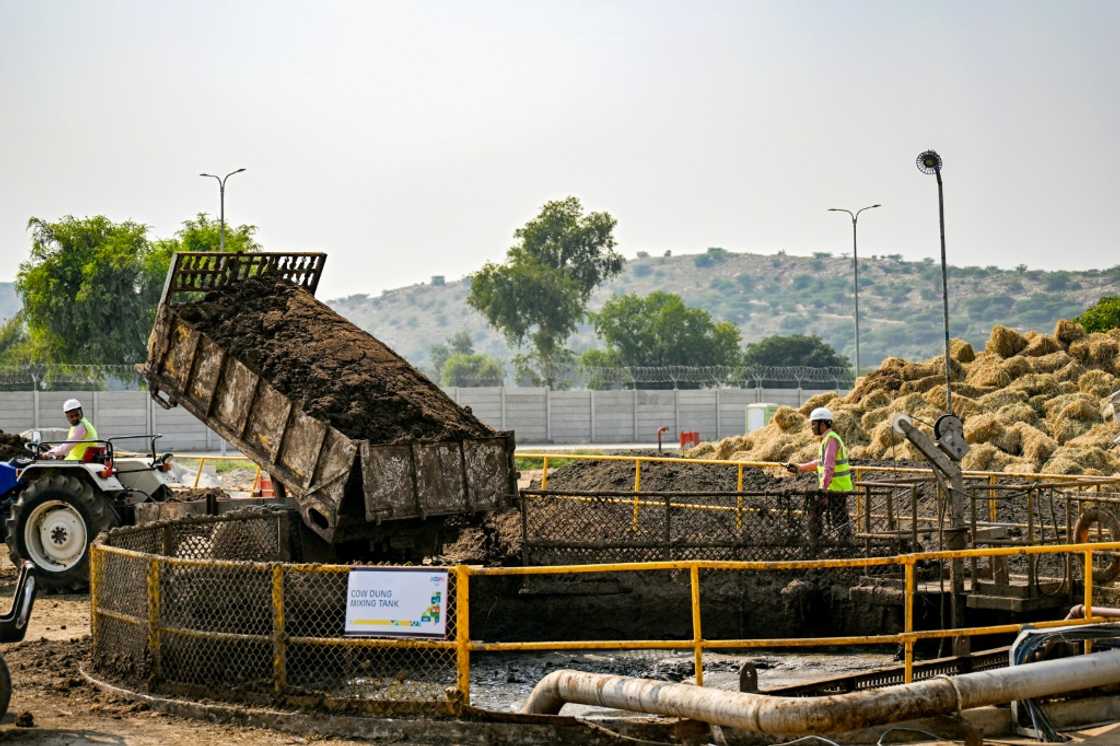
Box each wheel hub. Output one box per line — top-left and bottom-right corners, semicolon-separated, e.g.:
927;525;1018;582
24;500;88;572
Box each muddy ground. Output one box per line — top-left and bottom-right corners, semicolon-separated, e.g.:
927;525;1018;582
0;550;367;745
0;432;28;462
175;278;490;443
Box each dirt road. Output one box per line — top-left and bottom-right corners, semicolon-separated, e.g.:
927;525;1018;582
0;549;364;745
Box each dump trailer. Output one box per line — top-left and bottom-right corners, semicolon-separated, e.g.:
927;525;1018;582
139;251;516;558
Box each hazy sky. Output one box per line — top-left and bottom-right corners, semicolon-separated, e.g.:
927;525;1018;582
2;1;1117;299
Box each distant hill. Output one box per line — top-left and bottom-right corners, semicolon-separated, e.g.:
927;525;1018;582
327;251;1120;375
0;283;18;322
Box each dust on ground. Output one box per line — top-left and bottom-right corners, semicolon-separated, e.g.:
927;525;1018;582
175;277;491;444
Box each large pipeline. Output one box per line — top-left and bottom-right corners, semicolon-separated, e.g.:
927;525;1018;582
523;649;1120;735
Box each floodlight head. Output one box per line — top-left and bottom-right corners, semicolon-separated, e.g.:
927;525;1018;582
870;203;882;208
916;150;942;175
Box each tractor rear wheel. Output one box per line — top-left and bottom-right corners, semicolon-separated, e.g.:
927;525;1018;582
0;654;10;719
5;474;120;592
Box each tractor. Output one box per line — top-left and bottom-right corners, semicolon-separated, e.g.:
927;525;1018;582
0;432;174;591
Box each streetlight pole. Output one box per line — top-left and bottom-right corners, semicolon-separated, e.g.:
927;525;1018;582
199;168;246;251
827;203;880;377
916;150;950;414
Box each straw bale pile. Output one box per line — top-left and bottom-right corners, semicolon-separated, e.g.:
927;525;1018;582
987;325;1029;358
686;319;1120;475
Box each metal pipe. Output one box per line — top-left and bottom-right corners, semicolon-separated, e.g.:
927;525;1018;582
524;650;1120;735
1067;604;1120;620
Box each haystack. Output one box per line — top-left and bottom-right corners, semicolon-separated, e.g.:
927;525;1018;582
996;402;1038;427
1031;352;1073;374
1054;319;1086;346
799;392;838;417
682;314;1118;477
1014;422;1057;464
1079;369;1120;398
1023;335;1062;357
987;325;1028;358
1070;334;1120;373
949;338;976;363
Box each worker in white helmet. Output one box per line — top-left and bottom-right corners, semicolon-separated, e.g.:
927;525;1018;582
784;407;852;541
44;398;99;460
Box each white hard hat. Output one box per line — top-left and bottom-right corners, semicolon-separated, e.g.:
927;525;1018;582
63;398;82;413
809;407;834;423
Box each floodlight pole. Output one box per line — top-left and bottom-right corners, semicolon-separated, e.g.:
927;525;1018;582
199;168;246;251
828;204;880;377
916;151;951;413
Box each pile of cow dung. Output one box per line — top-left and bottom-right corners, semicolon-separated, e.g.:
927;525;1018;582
687;320;1120;476
175;277;492;444
0;430;29;461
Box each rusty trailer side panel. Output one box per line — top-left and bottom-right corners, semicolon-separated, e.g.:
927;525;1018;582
142;308;515;544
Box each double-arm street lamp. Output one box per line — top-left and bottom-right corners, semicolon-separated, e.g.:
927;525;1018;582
199;168;246;251
827;203;881;377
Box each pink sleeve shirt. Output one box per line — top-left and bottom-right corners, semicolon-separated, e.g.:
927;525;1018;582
798;437;839;489
46;422;88;459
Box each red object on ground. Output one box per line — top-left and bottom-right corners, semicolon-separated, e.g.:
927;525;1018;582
254;472;275;498
678;431;700;448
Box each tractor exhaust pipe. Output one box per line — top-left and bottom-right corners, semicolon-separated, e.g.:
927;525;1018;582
524;649;1120;735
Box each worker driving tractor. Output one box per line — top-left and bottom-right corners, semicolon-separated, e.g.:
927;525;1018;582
44;399;98;461
784;407;852;542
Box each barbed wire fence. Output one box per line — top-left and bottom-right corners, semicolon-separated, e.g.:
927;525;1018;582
0;362;855;392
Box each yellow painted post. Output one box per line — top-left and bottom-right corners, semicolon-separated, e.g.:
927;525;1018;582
736;465;744;530
904;559;915;684
1085;549;1095;655
988;475;998;522
632;460;642;530
690;564;703;687
192;457;207;488
455;565;471;710
147;558;161;682
89;545;100;642
541;456;549;490
1084;550;1094;618
272;565;287;693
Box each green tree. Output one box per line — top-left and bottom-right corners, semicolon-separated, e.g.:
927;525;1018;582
428;331;474;374
440;353;504;387
467;197;622;386
583;292;741;388
0;313;30;365
16;214;256;365
1077;296;1120;333
742;334;851;369
160;213;259;254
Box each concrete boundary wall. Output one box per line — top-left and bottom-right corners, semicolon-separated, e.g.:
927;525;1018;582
0;387;846;449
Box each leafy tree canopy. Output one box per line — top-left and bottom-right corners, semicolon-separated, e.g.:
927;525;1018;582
429;330;474;374
1077;296;1120;333
441;352;504;387
16;214;256;365
741;334;851;370
587;292;741;372
468;197;622;385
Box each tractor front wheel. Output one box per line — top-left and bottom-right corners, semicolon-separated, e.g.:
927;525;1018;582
5;474;120;591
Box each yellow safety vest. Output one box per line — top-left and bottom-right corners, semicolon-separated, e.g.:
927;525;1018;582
64;417;98;461
817;430;852;492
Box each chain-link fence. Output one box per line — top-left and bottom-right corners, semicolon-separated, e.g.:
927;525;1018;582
0;363;143;391
91;510;462;716
0;362;854;391
519;489;895;565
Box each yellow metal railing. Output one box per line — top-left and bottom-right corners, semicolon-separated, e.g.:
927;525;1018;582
90;538;1120;710
521;450;1120;490
523;451;1120;538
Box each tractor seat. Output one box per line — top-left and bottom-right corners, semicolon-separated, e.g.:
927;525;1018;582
81;446;108;464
